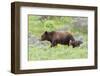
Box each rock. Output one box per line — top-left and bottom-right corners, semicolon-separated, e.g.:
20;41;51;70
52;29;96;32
28;33;50;47
28;33;39;44
72;17;88;27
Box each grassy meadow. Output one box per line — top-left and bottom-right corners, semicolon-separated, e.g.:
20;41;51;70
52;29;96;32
28;15;88;61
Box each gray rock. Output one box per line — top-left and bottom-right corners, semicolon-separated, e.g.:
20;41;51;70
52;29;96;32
28;33;50;47
72;17;88;27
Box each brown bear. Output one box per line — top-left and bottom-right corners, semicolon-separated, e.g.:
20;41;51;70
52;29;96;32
69;40;83;48
41;31;75;47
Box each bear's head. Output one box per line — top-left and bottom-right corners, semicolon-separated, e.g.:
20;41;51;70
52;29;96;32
41;31;51;41
41;31;48;41
41;31;55;41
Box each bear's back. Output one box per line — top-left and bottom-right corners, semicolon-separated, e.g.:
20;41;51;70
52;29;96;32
52;31;73;40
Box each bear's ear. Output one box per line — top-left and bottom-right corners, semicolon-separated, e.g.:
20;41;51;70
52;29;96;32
45;31;48;34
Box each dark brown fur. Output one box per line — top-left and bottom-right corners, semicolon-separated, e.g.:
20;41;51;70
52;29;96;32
69;40;83;48
41;31;75;47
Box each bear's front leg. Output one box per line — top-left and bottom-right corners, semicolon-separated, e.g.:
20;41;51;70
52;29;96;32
51;40;57;47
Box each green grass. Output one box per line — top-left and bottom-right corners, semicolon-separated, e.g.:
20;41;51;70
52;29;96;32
28;15;88;61
28;44;87;61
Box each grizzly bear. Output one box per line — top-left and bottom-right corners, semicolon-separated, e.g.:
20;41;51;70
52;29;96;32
41;31;76;47
69;40;83;48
